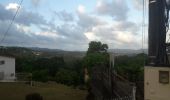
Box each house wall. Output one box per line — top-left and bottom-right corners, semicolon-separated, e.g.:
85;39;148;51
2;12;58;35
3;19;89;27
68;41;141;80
145;66;170;100
0;56;15;82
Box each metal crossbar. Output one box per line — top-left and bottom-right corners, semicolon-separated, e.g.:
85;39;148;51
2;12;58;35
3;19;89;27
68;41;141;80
110;96;132;100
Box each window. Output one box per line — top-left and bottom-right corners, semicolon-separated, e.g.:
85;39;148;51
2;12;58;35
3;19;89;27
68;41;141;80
0;61;5;65
159;71;169;84
11;73;14;77
0;72;4;80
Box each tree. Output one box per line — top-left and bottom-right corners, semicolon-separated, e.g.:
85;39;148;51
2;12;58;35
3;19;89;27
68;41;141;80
55;69;78;85
32;70;48;82
87;41;108;54
83;41;109;73
114;53;147;82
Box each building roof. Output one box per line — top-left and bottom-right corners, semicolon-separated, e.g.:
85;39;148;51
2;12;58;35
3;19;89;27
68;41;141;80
0;56;15;59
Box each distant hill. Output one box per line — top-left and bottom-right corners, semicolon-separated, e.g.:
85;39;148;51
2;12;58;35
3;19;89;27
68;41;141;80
0;46;147;58
108;49;148;56
0;46;86;59
29;47;64;52
0;46;34;58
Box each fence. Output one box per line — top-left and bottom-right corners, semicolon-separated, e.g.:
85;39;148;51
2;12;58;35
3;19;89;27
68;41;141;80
15;73;33;85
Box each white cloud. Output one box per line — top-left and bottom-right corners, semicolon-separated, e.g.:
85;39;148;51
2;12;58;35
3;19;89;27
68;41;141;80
116;31;136;43
85;32;100;41
96;0;129;21
83;20;141;49
16;24;30;32
35;31;58;38
78;5;86;14
0;1;143;50
6;3;20;11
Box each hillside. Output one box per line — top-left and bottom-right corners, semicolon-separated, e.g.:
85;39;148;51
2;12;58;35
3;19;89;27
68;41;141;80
0;46;147;59
0;46;86;59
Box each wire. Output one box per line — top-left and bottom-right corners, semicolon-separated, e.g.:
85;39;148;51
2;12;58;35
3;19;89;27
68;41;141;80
0;0;24;45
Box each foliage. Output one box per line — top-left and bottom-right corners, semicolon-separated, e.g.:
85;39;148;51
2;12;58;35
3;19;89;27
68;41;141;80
32;70;49;82
0;46;85;86
114;53;147;82
55;69;79;86
16;56;84;86
83;52;109;69
33;57;65;77
87;41;108;54
84;41;109;70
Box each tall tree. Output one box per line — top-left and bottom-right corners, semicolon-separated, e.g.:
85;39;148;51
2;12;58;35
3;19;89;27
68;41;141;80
87;41;108;54
84;41;109;70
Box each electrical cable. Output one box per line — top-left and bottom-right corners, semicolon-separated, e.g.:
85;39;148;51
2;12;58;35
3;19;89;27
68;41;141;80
0;0;24;45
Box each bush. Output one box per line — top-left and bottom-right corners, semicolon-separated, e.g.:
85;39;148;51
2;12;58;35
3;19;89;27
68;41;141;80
55;69;79;86
32;70;48;82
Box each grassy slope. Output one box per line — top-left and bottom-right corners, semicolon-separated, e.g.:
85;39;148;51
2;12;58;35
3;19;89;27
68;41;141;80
0;82;87;100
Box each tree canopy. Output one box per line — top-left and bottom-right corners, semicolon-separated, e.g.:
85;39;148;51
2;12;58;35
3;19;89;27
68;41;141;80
83;41;109;70
87;41;108;54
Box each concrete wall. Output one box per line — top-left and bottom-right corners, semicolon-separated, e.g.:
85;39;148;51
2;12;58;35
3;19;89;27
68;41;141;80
0;56;15;82
145;66;170;100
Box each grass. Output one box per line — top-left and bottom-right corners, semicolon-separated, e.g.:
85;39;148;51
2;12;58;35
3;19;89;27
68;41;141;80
0;82;87;100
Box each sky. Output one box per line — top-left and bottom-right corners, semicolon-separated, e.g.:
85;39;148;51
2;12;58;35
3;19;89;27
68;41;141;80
0;0;148;51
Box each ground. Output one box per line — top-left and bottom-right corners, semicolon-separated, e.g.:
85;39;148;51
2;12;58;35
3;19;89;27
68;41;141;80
0;82;87;100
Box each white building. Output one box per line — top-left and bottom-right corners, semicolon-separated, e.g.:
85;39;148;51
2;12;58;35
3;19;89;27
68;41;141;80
0;56;15;82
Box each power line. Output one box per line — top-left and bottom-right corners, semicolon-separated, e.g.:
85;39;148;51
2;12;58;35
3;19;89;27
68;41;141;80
0;0;24;45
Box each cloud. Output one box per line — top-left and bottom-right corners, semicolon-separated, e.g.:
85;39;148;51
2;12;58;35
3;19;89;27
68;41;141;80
31;0;41;7
96;0;129;21
78;5;86;14
55;10;74;22
77;6;106;31
0;20;35;46
16;9;47;26
56;23;88;41
0;3;89;50
0;20;61;48
131;0;143;10
0;4;14;21
114;21;139;33
0;3;47;26
83;20;141;49
85;32;100;41
0;1;143;51
6;3;19;10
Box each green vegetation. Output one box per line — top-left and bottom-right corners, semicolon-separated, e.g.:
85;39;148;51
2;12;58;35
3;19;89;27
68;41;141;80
16;56;84;86
0;47;85;86
0;82;87;100
0;44;146;99
114;53;147;82
83;41;109;72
